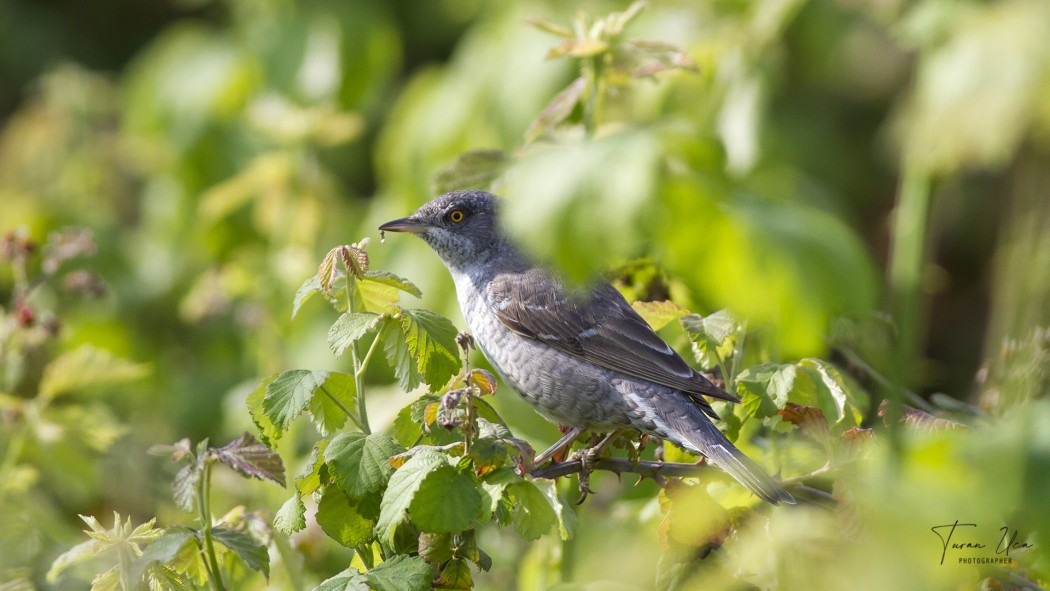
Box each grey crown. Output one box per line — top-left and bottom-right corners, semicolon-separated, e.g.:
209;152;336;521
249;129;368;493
379;190;794;505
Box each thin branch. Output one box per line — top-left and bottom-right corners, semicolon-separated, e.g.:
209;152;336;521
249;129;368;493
529;457;717;480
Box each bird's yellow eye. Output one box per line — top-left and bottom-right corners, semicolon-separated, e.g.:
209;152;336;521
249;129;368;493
448;210;465;223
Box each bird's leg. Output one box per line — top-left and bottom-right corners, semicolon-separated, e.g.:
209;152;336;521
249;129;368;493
572;428;625;504
533;427;585;467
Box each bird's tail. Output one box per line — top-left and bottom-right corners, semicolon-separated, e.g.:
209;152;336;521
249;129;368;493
656;402;795;505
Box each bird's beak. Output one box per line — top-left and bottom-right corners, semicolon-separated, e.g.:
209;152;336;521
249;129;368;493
378;216;428;234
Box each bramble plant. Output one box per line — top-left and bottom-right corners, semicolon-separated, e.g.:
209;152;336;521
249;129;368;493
47;433;285;590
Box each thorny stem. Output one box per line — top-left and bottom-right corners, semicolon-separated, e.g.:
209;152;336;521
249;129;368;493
198;461;227;591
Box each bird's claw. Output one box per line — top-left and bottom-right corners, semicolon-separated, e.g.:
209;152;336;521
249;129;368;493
571;445;600;504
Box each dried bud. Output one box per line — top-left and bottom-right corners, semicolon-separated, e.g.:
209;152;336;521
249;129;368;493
15;300;34;327
64;270;107;298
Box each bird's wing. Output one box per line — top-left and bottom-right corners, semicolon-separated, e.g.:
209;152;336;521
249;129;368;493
486;269;739;409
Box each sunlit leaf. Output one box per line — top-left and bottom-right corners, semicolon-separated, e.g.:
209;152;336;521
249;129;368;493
274;494;306;535
431;150;509;194
247;375;281;445
173;461;202;513
376;451;447;544
325;432;404;499
328;312;384;357
363;270;422;298
314;569;370;591
681;310;738;370
263;370;328;431
397;308;462;390
365;555;433;591
296;440;330;496
736;363;797;418
39;345;149;401
292;276;322;319
632;300;690;331
209;432;286;487
409;465;482;534
435;558;473;590
308;372;357;436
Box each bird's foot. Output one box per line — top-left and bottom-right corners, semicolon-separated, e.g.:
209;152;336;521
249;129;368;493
533;427;584;467
569;429;625;504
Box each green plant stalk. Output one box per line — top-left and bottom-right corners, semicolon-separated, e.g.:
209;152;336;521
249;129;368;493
582;54;605;138
344;272;372;435
198;461;227;591
886;165;932;440
318;385;365;432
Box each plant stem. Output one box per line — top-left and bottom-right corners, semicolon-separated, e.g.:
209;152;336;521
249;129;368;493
318;385;365;431
356;334;382;378
886;165;932;437
344;265;372;435
198;461;227;591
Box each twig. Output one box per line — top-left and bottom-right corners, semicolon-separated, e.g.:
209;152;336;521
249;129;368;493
529;457;716;480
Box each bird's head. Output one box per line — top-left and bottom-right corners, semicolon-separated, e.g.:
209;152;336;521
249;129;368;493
379;190;502;271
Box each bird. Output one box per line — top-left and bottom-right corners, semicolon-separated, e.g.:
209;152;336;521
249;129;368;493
379;190;794;505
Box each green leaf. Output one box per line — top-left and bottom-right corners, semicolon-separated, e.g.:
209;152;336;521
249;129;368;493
631;300;690;331
145;563;194;591
418;532;454;563
478;468;521;522
376;451;448;544
316;487;377;547
409;465;482;534
47;539;102;583
736;363;798;418
292;275;322;319
173;461;202;513
797;359;867;427
296;440;330;496
435;559;473;590
314;569;370;591
328;312;384;358
365;555;433;591
90;565;120;591
363;270;422;298
39;344;149;401
431;149;510;194
274;494;306;535
309;372;358;436
263;369;328;431
681;310;739;370
506;481;557;541
356;280;401;314
533;478;577;541
133;530;195;575
525;77;585;144
211;527;269;578
209;432;286;487
398;308;462;390
383;317;423;392
247;375;281;445
325;432;405;499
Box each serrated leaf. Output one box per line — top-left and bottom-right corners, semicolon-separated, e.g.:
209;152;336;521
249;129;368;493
506;481;557;541
534;478;577;541
314;569;370;591
296;440;330;496
777;404;832;448
525;77;585;144
328;312;384;358
211;527;269;578
356;280;401;314
363;270;422;298
131;530;195;584
146;563;194;591
383;317;422;391
173;461;202;513
435;559;473;590
316;487;376;547
325;432;405;499
292;276;322;319
274;494;306;535
39;345;149;401
210;432;286;487
365;555;433;591
90;565;120;591
398;308;462;390
632;300;690;331
309;372;357;436
418;532;454;563
736;363;797;418
466;369;498;396
431;150;509;194
263;370;328;431
681;310;739;370
247;375;281;444
409;465;482;534
798;358;867;427
376;452;448;544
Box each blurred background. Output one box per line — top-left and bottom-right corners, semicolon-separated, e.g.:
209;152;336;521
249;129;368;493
2;0;1049;589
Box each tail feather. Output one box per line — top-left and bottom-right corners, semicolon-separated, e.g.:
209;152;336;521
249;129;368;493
657;403;795;505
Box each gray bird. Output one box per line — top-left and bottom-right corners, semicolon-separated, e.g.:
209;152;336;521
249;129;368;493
379;190;794;505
